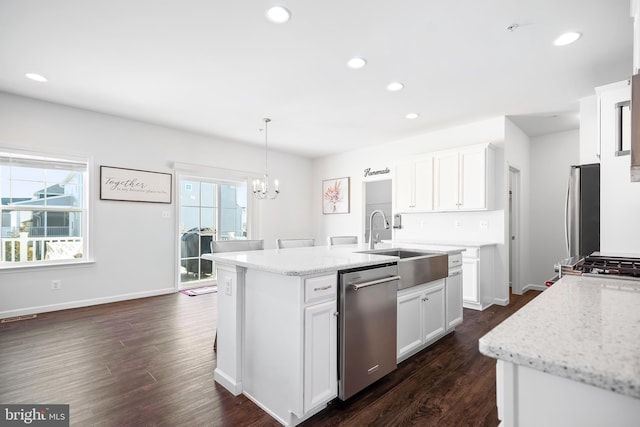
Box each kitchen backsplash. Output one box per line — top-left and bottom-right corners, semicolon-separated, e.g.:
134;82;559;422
394;210;505;244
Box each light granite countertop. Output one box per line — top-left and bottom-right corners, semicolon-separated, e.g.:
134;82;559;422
479;275;640;399
203;243;464;276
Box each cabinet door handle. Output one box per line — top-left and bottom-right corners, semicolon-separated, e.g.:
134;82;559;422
422;297;429;302
449;270;462;276
314;285;332;291
333;311;339;317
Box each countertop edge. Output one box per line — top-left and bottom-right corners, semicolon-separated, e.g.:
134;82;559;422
384;239;497;248
478;338;640;400
212;257;397;276
478;276;640;400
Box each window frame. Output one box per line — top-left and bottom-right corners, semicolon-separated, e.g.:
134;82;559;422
0;148;91;269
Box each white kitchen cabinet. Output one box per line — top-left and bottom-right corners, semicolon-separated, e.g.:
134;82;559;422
397;279;445;361
461;246;495;311
395;155;433;212
397;289;423;358
422;282;445;342
304;298;337;412
242;270;337;426
462;258;479;304
433;143;494;211
445;263;463;331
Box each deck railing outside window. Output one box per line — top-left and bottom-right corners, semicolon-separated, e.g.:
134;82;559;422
2;232;83;262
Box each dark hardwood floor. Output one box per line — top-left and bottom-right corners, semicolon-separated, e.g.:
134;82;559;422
0;288;540;426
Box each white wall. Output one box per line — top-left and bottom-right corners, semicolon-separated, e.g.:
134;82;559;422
529;130;579;286
579;95;599;164
0;92;313;318
597;81;640;253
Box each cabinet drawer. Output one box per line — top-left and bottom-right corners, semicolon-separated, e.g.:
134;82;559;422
448;254;462;269
305;275;337;304
463;247;479;259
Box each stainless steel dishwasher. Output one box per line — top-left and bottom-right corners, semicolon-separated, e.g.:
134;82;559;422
338;262;399;400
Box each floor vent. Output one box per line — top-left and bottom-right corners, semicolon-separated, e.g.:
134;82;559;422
1;314;38;323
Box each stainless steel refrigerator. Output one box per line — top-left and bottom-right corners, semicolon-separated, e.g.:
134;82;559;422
565;163;600;257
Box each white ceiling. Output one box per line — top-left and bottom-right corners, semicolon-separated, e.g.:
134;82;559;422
0;0;633;158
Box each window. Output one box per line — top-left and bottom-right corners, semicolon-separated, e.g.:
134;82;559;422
0;151;88;266
179;176;247;285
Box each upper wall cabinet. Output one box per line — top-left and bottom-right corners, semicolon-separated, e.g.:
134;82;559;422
395;155;434;212
433;143;495;211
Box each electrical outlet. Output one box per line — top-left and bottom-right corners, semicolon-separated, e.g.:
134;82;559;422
161;211;171;219
51;280;61;290
225;278;232;296
454;220;462;228
480;220;488;229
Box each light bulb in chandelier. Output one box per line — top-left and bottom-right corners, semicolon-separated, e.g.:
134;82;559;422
252;118;280;200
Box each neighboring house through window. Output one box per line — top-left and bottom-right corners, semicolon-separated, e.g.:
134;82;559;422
0;151;88;265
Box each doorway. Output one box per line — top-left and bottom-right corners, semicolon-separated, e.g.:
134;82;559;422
364;179;392;243
509;166;521;294
178;176;248;288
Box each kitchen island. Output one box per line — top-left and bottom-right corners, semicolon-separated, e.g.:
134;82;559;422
206;243;463;426
479;275;640;426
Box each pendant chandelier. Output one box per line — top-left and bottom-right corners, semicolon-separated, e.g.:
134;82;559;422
252;118;280;200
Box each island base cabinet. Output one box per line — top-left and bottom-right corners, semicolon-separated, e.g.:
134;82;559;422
304;299;337;412
242;269;337;427
396;280;445;362
497;360;640;427
397;291;423;358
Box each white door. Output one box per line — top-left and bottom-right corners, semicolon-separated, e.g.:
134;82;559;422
397;290;423;359
422;282;445;343
459;147;486;209
446;270;463;329
304;299;338;412
434;151;460;210
395;161;414;211
414;156;434;210
462;259;479;303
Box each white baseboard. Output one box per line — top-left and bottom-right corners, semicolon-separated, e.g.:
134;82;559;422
214;369;243;396
522;283;547;293
0;287;176;319
493;297;509;306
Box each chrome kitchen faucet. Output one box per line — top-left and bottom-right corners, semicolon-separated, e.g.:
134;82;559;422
368;209;390;250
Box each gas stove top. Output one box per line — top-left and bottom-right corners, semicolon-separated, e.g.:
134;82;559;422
575;253;640;279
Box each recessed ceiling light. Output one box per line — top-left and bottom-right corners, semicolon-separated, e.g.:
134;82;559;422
347;57;367;69
265;6;291;24
406;113;419;120
25;73;48;82
387;82;404;92
553;32;581;46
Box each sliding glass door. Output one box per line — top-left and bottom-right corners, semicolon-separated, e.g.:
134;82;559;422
178;176;247;287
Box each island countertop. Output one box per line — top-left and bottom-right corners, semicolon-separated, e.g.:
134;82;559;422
203;243;464;276
479;274;640;399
